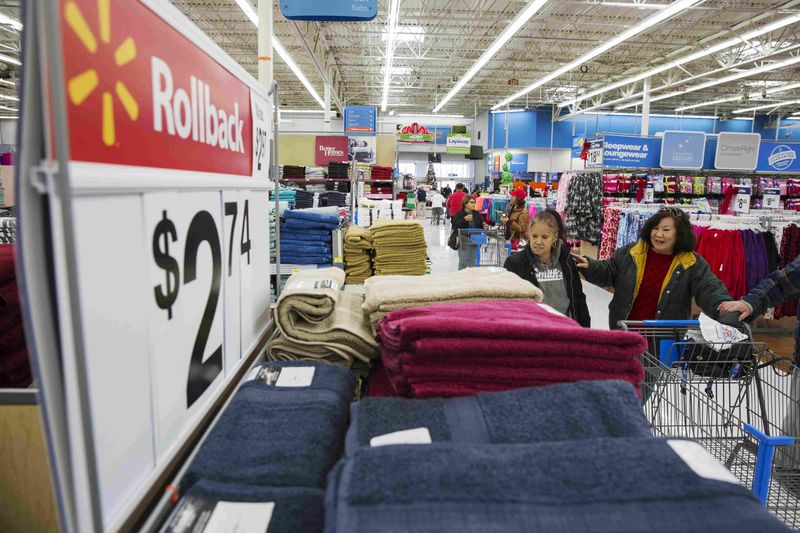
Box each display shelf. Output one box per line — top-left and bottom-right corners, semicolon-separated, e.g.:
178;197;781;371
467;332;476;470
363;179;393;183
279;178;352;183
269;263;332;275
364;193;393;199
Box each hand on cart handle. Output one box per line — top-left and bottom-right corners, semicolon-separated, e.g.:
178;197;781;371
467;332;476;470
570;252;589;269
500;213;509;223
718;300;754;321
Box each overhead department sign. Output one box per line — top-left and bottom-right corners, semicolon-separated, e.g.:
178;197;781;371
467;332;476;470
757;141;800;173
446;133;471;154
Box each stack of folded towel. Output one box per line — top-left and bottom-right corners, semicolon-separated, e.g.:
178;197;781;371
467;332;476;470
369;220;427;276
282;165;305;180
271;189;297;209
328;162;350;180
371;165;393;181
280;208;340;265
306;166;327;180
372;299;646;398
325;191;350;208
268;267;379;377
362;267;542;330
326;436;790;533
355;162;371;181
175;361;355;533
343;225;374;284
294;189;317;209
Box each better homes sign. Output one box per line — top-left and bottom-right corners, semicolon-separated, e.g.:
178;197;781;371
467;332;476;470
446;133;471;154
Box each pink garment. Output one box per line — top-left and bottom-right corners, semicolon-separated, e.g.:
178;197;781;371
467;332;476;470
599;208;621;260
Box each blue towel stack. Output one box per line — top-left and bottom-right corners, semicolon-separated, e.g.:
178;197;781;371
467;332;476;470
271;189;297;209
178;361;356;533
280;208;341;265
326;438;791;533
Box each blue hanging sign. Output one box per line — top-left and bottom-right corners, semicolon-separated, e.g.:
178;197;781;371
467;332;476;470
571;135;585;158
344;106;377;136
280;0;378;21
757;141;800;172
602;134;662;168
660;130;706;170
509;153;528;172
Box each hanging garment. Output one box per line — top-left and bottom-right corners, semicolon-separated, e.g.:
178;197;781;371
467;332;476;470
565;172;603;243
696;228;747;300
556;172;573;222
775;224;800;320
599;208;621;260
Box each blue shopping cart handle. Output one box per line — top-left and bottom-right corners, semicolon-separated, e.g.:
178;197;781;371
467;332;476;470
743;424;795;446
641;320;700;327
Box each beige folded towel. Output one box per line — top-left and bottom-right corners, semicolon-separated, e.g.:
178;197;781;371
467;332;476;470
345;225;374;249
267;329;372;377
363;267;543;328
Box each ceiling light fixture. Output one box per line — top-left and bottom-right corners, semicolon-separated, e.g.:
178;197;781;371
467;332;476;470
432;0;550;113
399;113;465;119
489;109;527;113
675;81;800;112
616;54;800;110
493;0;701;110
381;0;402;112
233;0;325;109
559;12;800;110
733;98;800;114
600;1;667;7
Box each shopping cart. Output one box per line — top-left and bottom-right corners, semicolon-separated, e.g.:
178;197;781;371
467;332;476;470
620;319;800;529
458;228;511;267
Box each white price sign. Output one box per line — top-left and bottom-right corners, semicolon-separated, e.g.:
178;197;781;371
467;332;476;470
763;187;781;209
251;91;271;180
644;184;655;203
733;186;752;214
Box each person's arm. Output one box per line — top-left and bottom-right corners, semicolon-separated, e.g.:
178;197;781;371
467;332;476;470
511;211;530;237
571;246;623;288
740;256;800;317
451;210;466;230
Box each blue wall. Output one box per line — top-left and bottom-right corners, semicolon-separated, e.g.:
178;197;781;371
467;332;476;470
486;107;795;150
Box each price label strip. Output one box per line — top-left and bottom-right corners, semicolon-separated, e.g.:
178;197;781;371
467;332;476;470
763;187;781;210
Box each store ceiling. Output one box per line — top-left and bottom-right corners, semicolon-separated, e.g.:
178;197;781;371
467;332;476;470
172;0;800;120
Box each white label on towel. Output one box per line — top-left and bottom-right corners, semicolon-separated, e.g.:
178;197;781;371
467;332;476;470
275;367;316;387
290;279;341;291
164;497;274;533
538;303;566;317
667;440;741;485
370;427;433;447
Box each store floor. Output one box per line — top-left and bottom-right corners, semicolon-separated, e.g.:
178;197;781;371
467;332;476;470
423;216;612;330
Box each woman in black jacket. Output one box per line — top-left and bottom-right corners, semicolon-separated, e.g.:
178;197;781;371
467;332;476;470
452;195;487;269
504;210;591;327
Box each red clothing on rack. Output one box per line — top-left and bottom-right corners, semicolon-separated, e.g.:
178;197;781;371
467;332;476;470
696;228;746;299
628;249;674;321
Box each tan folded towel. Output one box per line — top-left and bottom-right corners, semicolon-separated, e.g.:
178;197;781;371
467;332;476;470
363;267;543;329
267;330;371;377
345;225;374;249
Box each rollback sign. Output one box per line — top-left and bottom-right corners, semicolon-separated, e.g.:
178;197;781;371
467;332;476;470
61;0;253;175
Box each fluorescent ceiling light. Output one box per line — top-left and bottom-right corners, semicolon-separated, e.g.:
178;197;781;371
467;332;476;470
433;0;550;113
381;66;413;75
739;40;793;60
0;53;19;66
0;14;21;31
744;79;787;88
381;0;401;112
494;0;701;110
734;98;800;114
382;26;425;43
675;81;800;112
233;0;325;109
617;54;800;110
489;109;527;113
559;13;800;109
399;113;464;118
600;1;666;7
280;109;327;114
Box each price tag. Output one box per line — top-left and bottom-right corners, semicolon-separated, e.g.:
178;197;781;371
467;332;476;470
251;91;270;180
733;186;751;214
644;184;655;203
764;187;781;209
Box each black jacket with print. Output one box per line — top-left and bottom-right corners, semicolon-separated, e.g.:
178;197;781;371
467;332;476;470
504;244;591;327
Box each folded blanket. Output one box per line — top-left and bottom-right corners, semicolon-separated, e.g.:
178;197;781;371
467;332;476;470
285;209;341;225
326;438;790;533
177;480;325;533
281;255;332;265
284;218;340;230
276;268;379;366
184;361;355;490
347;380;650;455
268;330;372;378
345;225;374;249
363;268;543;327
280;228;333;241
281;243;333;255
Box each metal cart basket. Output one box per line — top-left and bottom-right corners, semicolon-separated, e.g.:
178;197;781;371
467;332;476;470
458;228;511;267
620;319;800;529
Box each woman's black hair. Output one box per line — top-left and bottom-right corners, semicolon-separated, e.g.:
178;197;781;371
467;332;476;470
529;209;567;241
639;208;696;254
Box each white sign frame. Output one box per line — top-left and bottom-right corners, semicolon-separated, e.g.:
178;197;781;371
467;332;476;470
659;130;706;170
714;132;761;171
20;1;274;531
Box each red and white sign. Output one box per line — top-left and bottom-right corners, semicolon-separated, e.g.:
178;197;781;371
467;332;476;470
315;136;348;166
61;0;253;176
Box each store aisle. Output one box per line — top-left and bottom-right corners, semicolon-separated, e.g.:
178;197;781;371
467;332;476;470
422;217;612;329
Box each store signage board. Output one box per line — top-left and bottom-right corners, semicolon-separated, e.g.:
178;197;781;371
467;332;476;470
446;133;471;154
23;0;272;530
315;135;349;165
280;0;377;21
602;134;661;169
757;140;800;173
715;132;761;171
585;138;604;168
344;105;377;135
509;153;528;172
571;135;585;158
660;131;706;170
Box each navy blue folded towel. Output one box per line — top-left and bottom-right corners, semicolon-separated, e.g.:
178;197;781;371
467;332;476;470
285;218;340;230
280;254;332;264
346;380;651;456
285;210;341;225
279;228;332;241
280;242;332;254
326;438;791;533
173;480;324;533
184;361;355;491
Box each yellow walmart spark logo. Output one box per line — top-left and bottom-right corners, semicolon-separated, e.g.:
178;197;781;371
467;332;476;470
65;0;138;146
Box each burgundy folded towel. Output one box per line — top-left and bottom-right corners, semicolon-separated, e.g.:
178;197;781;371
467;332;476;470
374;300;647;398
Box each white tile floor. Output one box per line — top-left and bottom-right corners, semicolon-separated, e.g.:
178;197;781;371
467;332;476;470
421;216;612;329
